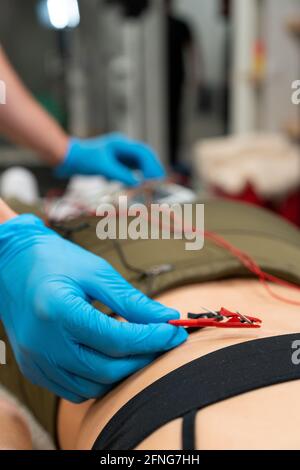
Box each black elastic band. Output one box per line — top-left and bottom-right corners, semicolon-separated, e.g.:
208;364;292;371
92;334;300;450
182;410;197;450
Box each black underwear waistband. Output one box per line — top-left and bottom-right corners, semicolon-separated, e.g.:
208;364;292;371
92;334;300;450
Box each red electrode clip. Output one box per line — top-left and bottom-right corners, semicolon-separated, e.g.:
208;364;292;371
169;307;262;329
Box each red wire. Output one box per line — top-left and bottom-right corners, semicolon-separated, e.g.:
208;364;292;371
45;190;300;306
158;208;300;307
204;230;300;306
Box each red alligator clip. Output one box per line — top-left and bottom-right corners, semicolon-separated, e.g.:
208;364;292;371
169;307;262;329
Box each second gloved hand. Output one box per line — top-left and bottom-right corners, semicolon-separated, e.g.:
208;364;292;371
55;133;166;186
0;215;187;403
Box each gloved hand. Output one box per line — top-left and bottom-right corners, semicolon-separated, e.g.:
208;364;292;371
55;133;166;186
0;215;187;403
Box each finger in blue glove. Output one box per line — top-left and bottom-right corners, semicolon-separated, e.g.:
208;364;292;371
55;133;166;186
0;215;187;403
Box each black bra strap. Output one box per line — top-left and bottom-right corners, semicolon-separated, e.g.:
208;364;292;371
92;334;300;450
182;410;197;450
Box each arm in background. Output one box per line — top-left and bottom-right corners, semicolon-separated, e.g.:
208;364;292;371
0;47;165;185
0;47;68;167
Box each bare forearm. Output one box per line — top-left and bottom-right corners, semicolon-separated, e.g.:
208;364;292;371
0;401;32;450
0;47;69;166
0;199;18;224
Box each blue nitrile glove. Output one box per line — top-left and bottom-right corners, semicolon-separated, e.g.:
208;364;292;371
0;215;187;403
55;133;166;186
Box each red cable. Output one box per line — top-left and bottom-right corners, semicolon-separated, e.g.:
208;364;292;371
45;191;300;306
204;230;300;306
163;209;300;307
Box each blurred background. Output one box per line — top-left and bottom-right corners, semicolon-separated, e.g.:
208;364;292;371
0;0;300;222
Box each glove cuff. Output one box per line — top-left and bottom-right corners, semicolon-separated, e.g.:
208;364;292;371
54;138;82;179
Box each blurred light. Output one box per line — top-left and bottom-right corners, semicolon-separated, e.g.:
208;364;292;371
37;0;80;30
47;0;80;29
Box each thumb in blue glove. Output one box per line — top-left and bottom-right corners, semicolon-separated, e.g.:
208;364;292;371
55;133;166;186
0;215;187;403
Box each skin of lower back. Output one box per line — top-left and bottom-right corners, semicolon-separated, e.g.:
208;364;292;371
58;279;300;450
